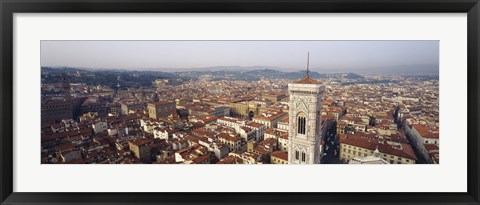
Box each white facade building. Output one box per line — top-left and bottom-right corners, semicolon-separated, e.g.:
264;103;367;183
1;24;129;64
349;148;389;164
92;119;108;134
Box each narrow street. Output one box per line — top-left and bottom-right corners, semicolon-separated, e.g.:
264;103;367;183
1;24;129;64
322;132;343;164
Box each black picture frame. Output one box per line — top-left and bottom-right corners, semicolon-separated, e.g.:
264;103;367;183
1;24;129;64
1;0;479;204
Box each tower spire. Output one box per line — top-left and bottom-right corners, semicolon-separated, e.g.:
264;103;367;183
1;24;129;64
306;51;310;78
293;51;318;84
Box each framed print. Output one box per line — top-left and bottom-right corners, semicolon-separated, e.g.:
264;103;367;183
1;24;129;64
1;0;479;204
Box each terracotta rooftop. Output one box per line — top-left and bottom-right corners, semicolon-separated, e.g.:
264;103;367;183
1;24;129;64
217;155;242;164
271;151;288;161
424;144;440;163
253;111;287;121
149;101;175;106
293;76;320;84
412;124;439;139
128;138;152;146
246;122;264;128
279;117;290;123
340;134;417;160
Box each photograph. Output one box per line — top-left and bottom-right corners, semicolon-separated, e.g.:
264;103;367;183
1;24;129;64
2;1;477;204
40;40;439;165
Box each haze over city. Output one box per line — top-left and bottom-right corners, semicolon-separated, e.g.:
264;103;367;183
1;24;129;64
41;41;439;73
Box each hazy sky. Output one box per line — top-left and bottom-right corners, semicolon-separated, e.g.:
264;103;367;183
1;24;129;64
41;41;439;72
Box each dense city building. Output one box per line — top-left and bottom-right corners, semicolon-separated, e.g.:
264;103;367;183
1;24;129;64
148;101;177;119
41;73;74;122
41;62;439;164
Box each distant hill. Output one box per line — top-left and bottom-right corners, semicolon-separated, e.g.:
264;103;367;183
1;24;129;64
41;66;365;84
344;73;365;79
175;68;364;81
41;66;86;73
316;64;438;74
41;66;180;89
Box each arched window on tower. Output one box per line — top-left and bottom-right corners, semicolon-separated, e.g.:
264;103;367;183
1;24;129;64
297;117;301;133
297;114;306;134
302;117;306;134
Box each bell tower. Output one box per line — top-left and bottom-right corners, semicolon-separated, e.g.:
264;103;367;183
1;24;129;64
61;73;71;102
288;52;324;164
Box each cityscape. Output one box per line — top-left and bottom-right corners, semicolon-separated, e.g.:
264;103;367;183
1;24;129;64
41;41;439;164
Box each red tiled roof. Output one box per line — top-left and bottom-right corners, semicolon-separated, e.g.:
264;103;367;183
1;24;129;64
253;112;287;121
340;134;417;160
128;138;152;146
149;101;175;106
246;122;264;128
271;151;288;161
424;144;440;163
191;154;210;164
293;76;320;84
412;124;439;139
